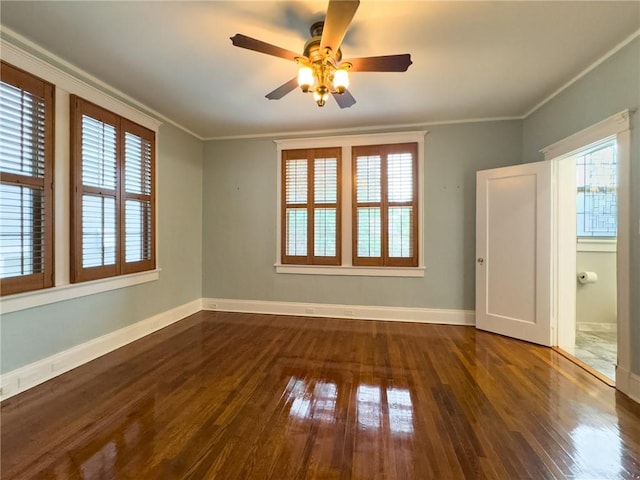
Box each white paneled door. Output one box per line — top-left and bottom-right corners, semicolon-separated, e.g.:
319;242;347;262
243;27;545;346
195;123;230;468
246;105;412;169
476;161;553;346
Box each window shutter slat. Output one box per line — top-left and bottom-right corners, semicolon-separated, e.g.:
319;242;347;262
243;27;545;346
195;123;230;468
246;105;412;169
387;153;414;203
388;206;413;257
81;115;117;189
125;200;152;262
81;195;116;268
314;208;337;257
0;183;45;278
356;155;381;203
0;82;47;177
357;207;381;258
124;132;152;195
285;208;308;256
314;157;337;203
285;159;308;204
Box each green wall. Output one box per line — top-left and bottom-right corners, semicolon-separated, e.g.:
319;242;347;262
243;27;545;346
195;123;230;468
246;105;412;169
202;121;522;310
0;123;203;373
522;37;640;374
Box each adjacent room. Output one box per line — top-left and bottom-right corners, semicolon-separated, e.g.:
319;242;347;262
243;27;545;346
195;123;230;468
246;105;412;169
1;1;640;478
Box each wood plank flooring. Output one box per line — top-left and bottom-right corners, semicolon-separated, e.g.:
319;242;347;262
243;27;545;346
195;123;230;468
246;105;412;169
2;311;640;479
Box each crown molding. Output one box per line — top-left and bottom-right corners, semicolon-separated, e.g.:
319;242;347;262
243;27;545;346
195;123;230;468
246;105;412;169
0;28;202;140
524;29;640;119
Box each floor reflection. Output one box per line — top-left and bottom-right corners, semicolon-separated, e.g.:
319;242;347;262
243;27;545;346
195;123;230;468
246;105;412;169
387;387;414;435
285;377;338;423
75;395;155;479
283;375;414;436
571;423;622;479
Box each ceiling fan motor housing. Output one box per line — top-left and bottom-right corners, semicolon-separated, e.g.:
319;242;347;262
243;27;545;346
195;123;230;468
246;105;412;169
303;22;342;63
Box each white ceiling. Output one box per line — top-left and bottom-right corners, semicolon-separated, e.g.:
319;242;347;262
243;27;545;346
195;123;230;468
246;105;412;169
2;1;639;139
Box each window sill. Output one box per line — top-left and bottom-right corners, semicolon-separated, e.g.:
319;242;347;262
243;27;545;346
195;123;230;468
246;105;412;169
0;269;161;314
274;264;425;277
576;238;617;253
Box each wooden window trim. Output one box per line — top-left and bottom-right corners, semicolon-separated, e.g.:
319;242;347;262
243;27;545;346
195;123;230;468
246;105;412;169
352;143;418;268
281;148;341;266
70;95;156;283
0;61;55;296
120;118;156;275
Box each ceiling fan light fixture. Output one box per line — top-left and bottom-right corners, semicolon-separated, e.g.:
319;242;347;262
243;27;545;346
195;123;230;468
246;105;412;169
333;68;349;94
231;0;411;109
297;66;314;93
313;86;329;107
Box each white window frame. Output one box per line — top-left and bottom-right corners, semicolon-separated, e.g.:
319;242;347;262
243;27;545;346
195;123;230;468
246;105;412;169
0;37;161;314
275;131;427;277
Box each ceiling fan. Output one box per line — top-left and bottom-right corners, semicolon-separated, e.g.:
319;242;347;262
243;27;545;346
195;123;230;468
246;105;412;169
230;0;412;108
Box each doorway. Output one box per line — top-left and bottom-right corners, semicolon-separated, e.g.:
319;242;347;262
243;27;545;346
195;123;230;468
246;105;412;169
546;110;632;389
566;139;618;382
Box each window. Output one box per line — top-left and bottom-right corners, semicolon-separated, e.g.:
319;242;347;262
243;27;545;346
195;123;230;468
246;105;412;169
0;61;54;296
277;132;424;276
281;148;341;265
576;140;617;237
353;143;418;267
70;95;155;283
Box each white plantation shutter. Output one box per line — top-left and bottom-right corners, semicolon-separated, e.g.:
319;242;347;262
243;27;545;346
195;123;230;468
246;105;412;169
353;143;417;267
282;148;341;265
71;96;155;282
0;62;54;295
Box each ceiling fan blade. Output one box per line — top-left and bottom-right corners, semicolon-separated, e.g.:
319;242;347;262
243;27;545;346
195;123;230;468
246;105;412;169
332;90;356;109
266;77;299;100
230;34;299;62
346;54;413;72
320;0;360;52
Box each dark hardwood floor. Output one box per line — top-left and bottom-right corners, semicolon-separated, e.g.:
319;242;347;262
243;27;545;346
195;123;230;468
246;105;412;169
2;311;640;479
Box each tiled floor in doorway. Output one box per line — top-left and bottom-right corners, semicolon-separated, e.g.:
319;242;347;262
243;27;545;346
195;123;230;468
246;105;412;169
574;330;617;381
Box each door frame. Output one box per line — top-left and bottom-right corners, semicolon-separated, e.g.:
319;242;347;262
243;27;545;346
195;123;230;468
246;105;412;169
541;110;631;389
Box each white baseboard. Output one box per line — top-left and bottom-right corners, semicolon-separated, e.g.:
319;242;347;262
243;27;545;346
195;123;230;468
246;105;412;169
3;295;636;406
577;322;617;333
0;298;202;402
202;297;475;326
616;366;640;404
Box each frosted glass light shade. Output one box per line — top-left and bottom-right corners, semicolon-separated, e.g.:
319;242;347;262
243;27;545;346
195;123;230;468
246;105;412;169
333;69;349;94
297;67;314;92
313;89;328;107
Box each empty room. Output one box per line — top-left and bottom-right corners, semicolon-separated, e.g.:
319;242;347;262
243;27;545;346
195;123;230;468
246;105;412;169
1;1;640;478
